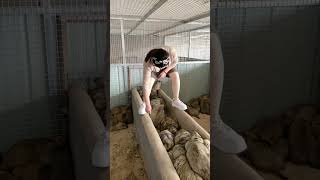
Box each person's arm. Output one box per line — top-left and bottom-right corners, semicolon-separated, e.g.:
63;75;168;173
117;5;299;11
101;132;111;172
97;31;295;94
163;47;178;74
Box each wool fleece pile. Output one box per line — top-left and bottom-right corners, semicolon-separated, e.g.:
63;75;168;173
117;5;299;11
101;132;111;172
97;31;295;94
137;87;210;180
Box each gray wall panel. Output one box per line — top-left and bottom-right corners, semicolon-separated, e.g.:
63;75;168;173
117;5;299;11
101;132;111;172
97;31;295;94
0;16;54;152
110;34;164;64
0;16;47;113
66;22;107;82
217;7;320;131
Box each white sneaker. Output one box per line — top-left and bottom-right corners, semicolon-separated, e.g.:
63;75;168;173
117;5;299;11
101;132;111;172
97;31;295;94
212;114;247;154
172;99;187;111
138;102;146;115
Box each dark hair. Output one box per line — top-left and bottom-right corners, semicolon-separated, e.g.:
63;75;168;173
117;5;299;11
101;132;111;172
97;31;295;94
144;48;169;63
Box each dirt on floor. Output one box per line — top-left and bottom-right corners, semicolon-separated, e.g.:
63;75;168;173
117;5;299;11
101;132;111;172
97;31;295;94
257;162;320;180
110;124;148;180
110;113;210;180
192;113;210;133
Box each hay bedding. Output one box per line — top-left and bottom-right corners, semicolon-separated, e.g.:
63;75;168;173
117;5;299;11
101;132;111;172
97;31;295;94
137;87;210;180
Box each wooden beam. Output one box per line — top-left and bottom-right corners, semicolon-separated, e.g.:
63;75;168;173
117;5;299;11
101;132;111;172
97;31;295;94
131;88;180;180
159;89;210;139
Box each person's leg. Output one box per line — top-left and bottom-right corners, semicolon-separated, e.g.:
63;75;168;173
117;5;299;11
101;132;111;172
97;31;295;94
143;76;156;103
168;72;180;100
168;70;187;110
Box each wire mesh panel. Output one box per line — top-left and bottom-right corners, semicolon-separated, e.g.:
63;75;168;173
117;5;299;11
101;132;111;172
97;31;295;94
165;27;210;61
110;0;211;111
190;28;210;59
110;0;210;64
211;0;320;131
165;32;190;58
0;0;107;152
64;18;107;87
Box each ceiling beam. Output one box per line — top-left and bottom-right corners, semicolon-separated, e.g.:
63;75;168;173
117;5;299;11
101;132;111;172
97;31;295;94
126;0;168;35
111;16;208;25
148;11;210;36
163;24;210;37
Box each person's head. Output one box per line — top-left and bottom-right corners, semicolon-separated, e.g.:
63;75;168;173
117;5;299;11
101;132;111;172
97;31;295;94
144;48;169;68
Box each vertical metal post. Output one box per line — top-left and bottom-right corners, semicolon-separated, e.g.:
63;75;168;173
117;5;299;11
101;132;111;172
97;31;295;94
40;15;49;96
311;17;320;103
43;15;57;96
120;19;126;64
94;23;99;73
23;15;33;102
188;31;191;59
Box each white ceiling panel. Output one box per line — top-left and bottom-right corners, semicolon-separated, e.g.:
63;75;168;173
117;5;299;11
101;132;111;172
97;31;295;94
111;0;160;17
149;0;210;20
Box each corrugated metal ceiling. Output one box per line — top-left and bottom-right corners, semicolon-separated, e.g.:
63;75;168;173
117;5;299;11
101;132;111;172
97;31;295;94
110;0;210;35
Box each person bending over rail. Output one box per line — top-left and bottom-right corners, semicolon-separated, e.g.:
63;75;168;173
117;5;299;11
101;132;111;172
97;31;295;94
138;46;187;114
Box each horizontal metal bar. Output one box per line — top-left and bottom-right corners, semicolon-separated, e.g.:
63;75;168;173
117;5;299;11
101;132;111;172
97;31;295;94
62;16;108;22
148;11;210;35
163;24;210;36
110;14;209;24
216;0;320;8
1;7;107;15
111;61;210;67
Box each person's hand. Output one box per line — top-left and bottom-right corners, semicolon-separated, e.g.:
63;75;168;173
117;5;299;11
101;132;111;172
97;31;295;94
146;103;152;114
158;71;166;79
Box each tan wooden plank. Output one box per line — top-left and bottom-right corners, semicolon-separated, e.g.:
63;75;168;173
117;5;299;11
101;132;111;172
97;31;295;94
131;88;180;180
159;89;210;140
